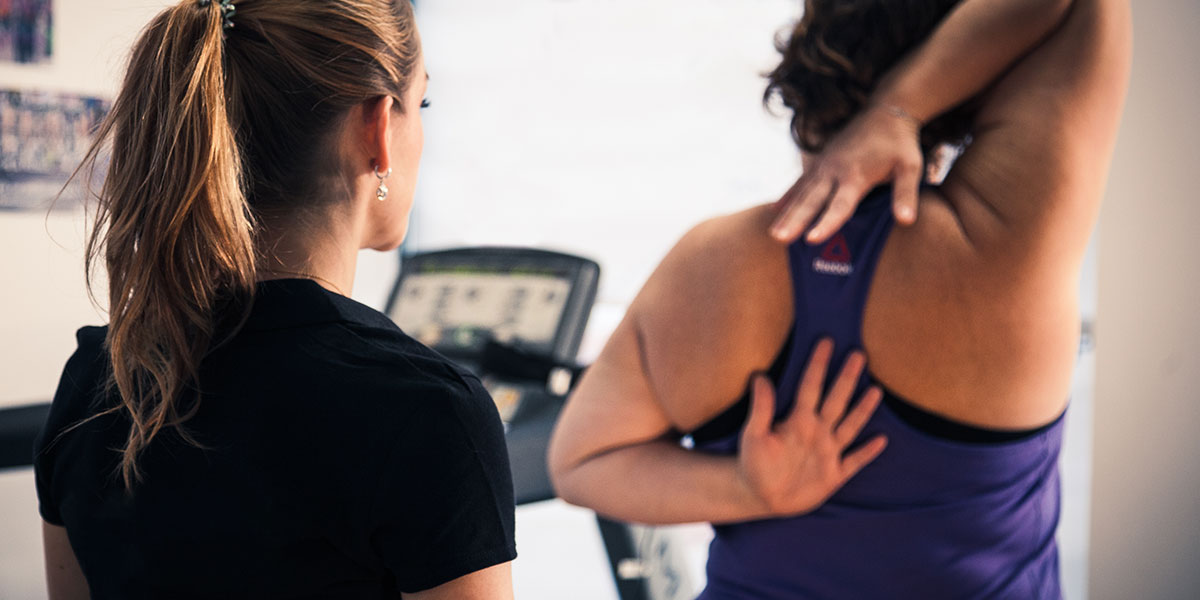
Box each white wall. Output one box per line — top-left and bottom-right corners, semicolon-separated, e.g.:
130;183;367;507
412;0;803;365
0;0;166;408
1089;2;1200;598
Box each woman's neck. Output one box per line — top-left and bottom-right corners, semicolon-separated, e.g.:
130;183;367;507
255;211;361;297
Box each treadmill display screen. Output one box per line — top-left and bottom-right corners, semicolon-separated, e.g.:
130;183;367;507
389;265;573;356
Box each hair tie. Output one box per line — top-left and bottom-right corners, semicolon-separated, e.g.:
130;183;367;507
198;0;236;30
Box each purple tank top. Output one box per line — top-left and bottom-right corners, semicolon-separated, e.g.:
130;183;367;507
693;189;1064;599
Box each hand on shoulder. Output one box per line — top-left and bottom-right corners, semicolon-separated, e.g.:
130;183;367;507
770;105;925;245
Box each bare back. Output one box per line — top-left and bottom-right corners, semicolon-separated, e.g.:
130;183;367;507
606;0;1130;435
680;188;1081;434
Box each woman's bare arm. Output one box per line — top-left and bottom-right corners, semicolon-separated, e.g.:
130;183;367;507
930;0;1132;254
44;522;89;600
772;0;1077;242
874;0;1076;127
401;563;513;600
548;312;776;525
548;209;886;524
779;0;1132;256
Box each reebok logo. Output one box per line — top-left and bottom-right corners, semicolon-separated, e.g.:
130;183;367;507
813;233;854;276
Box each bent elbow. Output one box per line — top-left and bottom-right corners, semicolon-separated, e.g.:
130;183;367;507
550;476;584;509
546;428;600;509
545;428;575;502
546;459;587;509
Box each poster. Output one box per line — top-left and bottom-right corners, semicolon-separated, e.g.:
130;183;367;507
0;90;110;210
0;0;52;64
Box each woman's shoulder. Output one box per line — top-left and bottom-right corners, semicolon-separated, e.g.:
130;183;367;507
35;326;112;466
282;314;501;430
242;283;477;395
325;326;509;493
639;203;784;304
49;326;109;412
675;203;780;261
208;285;498;438
620;203;794;429
324;316;480;393
74;324;108;348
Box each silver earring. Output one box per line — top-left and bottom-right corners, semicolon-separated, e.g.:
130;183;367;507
374;166;392;201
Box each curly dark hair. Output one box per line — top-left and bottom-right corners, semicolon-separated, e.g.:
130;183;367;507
766;0;974;156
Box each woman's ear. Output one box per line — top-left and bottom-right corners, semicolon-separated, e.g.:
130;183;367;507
362;96;394;174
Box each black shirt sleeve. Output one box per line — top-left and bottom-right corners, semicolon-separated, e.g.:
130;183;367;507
368;374;517;593
34;326;108;526
33;430;64;525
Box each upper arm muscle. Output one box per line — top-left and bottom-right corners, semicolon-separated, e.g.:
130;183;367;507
43;521;89;600
945;0;1131;255
549;207;791;473
629;210;792;431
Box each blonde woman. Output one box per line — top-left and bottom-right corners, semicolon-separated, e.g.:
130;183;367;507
34;1;515;598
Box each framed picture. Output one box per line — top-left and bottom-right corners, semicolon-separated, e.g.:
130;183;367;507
0;0;52;64
0;89;110;211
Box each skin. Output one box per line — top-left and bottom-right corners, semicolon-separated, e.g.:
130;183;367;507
256;60;428;297
42;524;86;600
777;0;1132;426
550;0;1131;526
44;45;515;600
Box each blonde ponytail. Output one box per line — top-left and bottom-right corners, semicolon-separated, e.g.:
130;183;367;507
74;0;420;490
82;2;254;489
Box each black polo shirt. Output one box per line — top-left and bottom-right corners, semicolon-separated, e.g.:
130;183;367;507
34;278;517;598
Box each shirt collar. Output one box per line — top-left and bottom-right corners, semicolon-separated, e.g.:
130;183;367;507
242;278;396;332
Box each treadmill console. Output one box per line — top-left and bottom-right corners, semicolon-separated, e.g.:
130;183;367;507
384;247;600;367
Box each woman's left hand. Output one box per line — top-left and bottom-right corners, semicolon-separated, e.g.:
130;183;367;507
770;103;926;245
736;339;888;519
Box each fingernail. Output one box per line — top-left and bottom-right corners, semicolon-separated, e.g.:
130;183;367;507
897;206;914;222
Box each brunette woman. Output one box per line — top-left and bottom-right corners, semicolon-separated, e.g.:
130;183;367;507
34;1;515;598
549;0;1130;597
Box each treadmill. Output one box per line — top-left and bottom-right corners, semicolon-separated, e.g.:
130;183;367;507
384;247;695;600
384;246;599;505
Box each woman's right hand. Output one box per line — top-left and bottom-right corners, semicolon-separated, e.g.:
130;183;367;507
770;103;926;245
737;339;888;518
